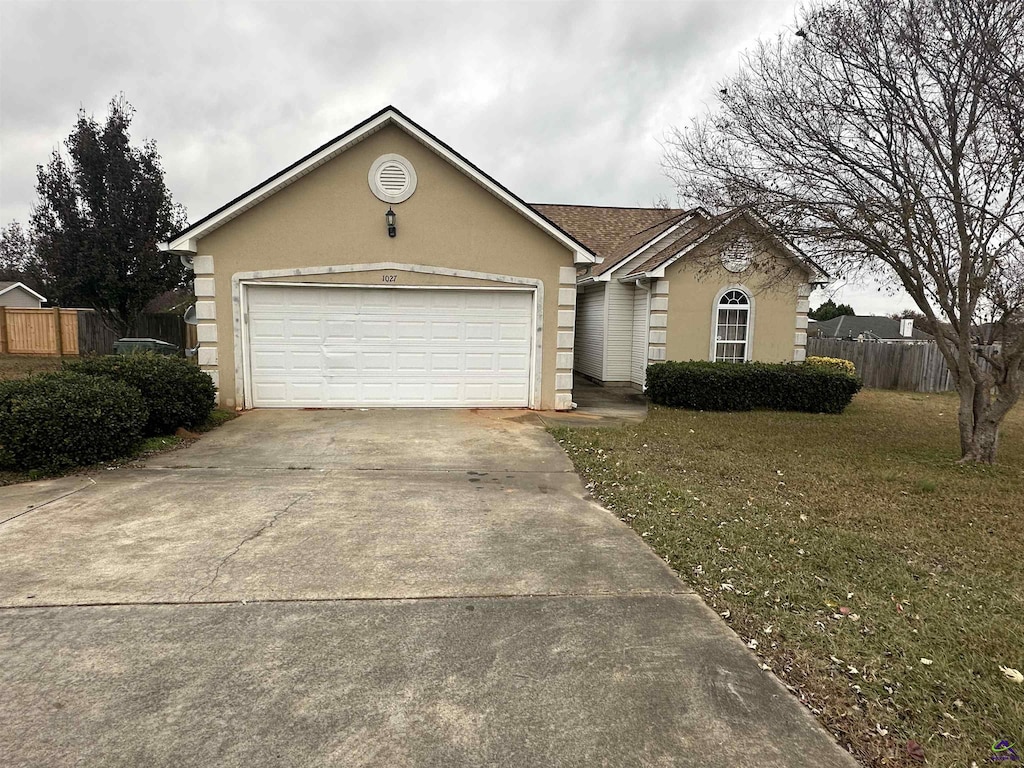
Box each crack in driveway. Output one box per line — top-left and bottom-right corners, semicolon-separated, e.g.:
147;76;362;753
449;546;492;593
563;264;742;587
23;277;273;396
187;492;310;602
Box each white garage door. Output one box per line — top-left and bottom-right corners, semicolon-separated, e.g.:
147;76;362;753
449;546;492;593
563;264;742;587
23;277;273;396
245;284;534;407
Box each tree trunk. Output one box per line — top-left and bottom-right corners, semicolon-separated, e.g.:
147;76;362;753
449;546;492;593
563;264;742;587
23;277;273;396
960;418;1000;464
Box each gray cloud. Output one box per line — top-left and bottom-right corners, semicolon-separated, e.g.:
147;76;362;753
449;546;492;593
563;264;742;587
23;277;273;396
1;0;916;313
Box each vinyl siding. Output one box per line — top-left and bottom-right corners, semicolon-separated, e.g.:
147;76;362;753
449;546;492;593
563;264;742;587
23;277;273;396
604;279;634;381
631;285;649;386
574;284;605;380
0;288;42;308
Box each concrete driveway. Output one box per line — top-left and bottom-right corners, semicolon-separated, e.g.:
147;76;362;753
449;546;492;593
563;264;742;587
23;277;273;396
0;409;857;767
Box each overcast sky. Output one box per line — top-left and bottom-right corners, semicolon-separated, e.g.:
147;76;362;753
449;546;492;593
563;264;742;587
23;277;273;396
0;0;917;314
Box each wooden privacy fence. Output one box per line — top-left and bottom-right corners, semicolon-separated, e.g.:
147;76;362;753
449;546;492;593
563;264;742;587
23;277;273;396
805;337;996;393
76;312;193;355
0;308;194;356
0;307;80;355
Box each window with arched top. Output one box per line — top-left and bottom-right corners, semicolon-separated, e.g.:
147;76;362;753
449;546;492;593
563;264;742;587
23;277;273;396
714;289;751;362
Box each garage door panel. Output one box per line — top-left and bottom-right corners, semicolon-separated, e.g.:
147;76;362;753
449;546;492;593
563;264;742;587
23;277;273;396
249;318;286;340
246;285;533;407
358;320;392;341
288;319;323;340
430;322;461;342
395;320;428;341
324;319;357;341
499;321;529;342
465;323;497;342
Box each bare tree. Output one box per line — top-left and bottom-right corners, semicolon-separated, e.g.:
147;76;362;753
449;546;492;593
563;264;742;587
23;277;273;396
664;0;1024;463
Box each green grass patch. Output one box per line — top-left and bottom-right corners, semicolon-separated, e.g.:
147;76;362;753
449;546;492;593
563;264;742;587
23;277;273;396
137;435;184;453
551;389;1023;768
196;408;238;432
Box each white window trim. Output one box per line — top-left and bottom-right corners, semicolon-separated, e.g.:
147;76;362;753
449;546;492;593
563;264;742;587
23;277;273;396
710;285;755;362
231;262;544;410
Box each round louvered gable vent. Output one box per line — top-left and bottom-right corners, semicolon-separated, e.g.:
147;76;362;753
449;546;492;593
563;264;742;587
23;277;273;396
368;154;417;203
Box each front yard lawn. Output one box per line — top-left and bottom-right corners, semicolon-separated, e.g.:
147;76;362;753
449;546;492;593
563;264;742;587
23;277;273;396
552;389;1023;768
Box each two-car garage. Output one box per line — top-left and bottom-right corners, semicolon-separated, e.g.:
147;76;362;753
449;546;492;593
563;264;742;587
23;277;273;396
163;107;592;411
244;284;535;408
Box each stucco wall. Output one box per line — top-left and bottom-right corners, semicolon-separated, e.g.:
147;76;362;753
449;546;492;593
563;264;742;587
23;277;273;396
194;124;576;409
663;236;809;364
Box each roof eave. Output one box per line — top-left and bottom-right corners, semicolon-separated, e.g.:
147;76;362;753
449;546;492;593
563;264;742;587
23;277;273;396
161;107;597;264
0;282;47;302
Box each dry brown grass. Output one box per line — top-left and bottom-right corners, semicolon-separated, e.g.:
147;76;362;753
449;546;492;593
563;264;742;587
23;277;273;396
0;355;62;380
552;389;1023;767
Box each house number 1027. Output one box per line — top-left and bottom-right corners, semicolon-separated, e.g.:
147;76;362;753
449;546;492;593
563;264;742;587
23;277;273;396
382;274;397;283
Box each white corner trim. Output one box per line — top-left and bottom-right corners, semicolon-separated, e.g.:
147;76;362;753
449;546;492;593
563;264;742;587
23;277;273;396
195;300;217;320
198;346;218;366
709;284;756;362
163;108;597;263
196;323;218;343
231;262;546;411
194;277;216;298
559;266;578;284
193;255;215;275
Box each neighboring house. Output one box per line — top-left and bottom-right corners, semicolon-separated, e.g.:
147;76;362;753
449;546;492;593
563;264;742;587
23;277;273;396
0;281;46;309
813;315;931;343
161;107;597;411
534;205;829;388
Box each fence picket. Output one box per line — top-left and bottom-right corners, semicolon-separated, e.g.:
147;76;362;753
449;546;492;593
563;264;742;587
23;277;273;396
1;309;186;357
807;337;998;393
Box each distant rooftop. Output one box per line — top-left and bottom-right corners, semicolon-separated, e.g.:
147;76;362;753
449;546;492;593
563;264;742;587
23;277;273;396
813;315;931;341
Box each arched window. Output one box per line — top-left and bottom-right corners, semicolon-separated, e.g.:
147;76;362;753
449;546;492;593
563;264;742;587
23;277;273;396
714;289;750;362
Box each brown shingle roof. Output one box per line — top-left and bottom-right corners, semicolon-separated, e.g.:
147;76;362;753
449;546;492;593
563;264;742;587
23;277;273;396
531;205;692;272
622;212;728;276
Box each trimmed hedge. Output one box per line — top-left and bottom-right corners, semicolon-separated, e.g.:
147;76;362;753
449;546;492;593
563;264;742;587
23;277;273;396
0;372;148;472
65;354;216;436
805;355;857;376
646;360;862;414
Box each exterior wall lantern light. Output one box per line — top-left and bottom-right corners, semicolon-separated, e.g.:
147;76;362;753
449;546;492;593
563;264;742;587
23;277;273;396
385;207;397;238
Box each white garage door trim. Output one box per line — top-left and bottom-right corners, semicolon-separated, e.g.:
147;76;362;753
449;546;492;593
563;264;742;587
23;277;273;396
232;263;547;409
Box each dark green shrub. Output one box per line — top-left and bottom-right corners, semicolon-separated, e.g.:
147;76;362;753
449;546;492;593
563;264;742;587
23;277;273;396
645;360;862;414
65;354;216;435
0;372;148;471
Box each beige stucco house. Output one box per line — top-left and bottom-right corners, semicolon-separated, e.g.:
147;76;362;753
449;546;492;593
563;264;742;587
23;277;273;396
535;205;829;389
161;107;825;410
161;107;595;411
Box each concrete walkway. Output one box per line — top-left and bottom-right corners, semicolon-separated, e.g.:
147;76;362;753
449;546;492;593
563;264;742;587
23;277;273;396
0;409;857;767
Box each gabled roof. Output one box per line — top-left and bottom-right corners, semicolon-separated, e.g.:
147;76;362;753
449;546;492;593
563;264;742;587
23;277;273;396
162;107;597;263
620;208;829;284
0;281;46;302
814;315;931;340
531;204;689;272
